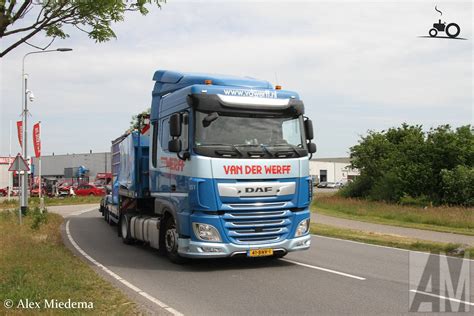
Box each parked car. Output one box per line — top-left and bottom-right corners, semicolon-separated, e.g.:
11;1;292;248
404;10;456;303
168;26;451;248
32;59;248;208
335;181;346;188
325;182;337;188
30;184;46;197
75;184;106;196
58;182;76;197
10;187;20;196
317;181;328;188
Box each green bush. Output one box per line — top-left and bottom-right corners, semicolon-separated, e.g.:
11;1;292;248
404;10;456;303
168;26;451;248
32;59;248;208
30;207;48;230
368;171;404;203
349;124;473;205
441;166;474;206
399;195;431;207
339;174;372;198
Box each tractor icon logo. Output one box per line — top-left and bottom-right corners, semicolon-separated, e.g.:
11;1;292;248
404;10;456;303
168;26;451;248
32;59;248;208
429;19;460;38
422;6;465;40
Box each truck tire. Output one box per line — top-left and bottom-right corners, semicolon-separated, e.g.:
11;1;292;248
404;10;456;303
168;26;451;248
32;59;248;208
120;213;134;245
271;252;287;259
164;216;188;264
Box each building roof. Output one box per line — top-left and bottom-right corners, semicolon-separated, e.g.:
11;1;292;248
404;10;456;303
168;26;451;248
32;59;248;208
311;157;351;164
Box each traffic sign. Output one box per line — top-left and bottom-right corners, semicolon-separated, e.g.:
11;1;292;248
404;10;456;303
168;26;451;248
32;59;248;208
8;153;30;172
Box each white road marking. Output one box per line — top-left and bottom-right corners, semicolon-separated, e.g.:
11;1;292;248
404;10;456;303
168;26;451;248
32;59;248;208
410;289;474;306
65;220;183;316
281;258;366;280
312;234;474;262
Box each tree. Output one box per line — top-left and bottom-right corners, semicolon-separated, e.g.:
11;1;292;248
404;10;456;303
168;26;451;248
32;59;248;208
129;108;150;131
343;124;474;205
0;0;164;58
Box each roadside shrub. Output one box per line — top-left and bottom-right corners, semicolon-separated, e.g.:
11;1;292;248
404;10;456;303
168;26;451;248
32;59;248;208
30;207;48;230
441;166;474;206
348;124;473;205
399;195;431;207
339;175;372;198
368;171;404;203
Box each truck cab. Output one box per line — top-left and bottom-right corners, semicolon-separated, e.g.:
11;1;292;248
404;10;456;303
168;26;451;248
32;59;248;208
110;70;316;262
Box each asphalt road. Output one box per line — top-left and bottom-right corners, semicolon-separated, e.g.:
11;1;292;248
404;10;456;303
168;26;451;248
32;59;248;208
63;208;474;315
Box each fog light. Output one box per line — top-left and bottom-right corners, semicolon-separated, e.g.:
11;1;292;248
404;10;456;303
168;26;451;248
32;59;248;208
193;223;222;242
201;247;222;253
295;219;310;237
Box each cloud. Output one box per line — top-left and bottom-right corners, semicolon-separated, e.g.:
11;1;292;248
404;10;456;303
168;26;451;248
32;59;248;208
0;1;472;157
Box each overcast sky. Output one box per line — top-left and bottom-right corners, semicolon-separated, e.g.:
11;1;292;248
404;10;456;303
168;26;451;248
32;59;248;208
0;0;472;159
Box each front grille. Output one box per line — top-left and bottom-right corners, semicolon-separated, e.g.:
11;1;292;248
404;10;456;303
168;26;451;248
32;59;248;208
222;209;292;244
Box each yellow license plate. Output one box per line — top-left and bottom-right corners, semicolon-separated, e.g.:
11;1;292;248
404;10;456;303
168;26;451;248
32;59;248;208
248;248;274;257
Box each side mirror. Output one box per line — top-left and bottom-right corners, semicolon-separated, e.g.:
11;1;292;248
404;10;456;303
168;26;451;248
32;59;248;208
168;139;182;153
169;113;182;137
202;112;219;127
308;142;317;154
304;119;314;140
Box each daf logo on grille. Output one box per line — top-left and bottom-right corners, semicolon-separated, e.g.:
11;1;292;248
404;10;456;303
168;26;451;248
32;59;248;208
245;187;272;193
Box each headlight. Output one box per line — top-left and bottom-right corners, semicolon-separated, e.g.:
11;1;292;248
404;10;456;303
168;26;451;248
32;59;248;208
193;223;222;242
295;219;310;237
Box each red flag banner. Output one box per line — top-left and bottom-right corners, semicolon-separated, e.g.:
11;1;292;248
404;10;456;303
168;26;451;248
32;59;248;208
16;121;22;148
33;122;41;158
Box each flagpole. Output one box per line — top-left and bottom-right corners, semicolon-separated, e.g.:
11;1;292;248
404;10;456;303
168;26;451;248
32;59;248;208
8;120;12;201
38;121;43;212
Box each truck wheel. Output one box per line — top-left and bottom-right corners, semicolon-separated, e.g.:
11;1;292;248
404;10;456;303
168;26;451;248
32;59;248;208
272;252;287;259
164;216;188;264
104;209;109;222
120;213;134;245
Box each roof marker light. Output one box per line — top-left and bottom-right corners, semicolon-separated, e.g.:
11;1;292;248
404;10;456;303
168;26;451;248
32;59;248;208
275;85;282;90
205;79;212;85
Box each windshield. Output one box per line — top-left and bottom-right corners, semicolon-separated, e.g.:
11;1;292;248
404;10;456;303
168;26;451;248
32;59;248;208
194;111;307;158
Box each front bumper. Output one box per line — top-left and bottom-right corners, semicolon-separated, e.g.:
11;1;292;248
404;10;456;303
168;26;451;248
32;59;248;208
177;234;311;258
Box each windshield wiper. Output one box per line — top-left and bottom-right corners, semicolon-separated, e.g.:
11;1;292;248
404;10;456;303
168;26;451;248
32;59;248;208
198;143;243;157
265;143;301;157
236;144;275;157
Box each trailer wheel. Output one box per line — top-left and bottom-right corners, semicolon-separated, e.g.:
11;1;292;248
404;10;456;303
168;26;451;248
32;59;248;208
120;213;134;245
164;216;188;264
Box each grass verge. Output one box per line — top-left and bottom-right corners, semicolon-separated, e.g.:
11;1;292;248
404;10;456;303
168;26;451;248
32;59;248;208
1;196;102;210
0;210;138;315
313;194;474;236
311;223;474;258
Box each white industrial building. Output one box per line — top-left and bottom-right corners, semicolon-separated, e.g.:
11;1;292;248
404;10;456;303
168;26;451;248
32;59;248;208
309;157;359;183
0;157;13;189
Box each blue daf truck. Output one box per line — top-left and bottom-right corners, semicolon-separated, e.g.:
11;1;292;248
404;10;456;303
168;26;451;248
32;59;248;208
101;70;316;263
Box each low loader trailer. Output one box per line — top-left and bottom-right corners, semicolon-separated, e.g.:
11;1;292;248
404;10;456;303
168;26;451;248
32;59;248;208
101;70;316;263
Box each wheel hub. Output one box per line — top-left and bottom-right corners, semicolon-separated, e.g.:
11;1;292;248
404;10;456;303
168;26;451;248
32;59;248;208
165;228;177;252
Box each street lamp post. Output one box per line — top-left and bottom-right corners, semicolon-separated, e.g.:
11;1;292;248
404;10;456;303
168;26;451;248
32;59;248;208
20;48;73;222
